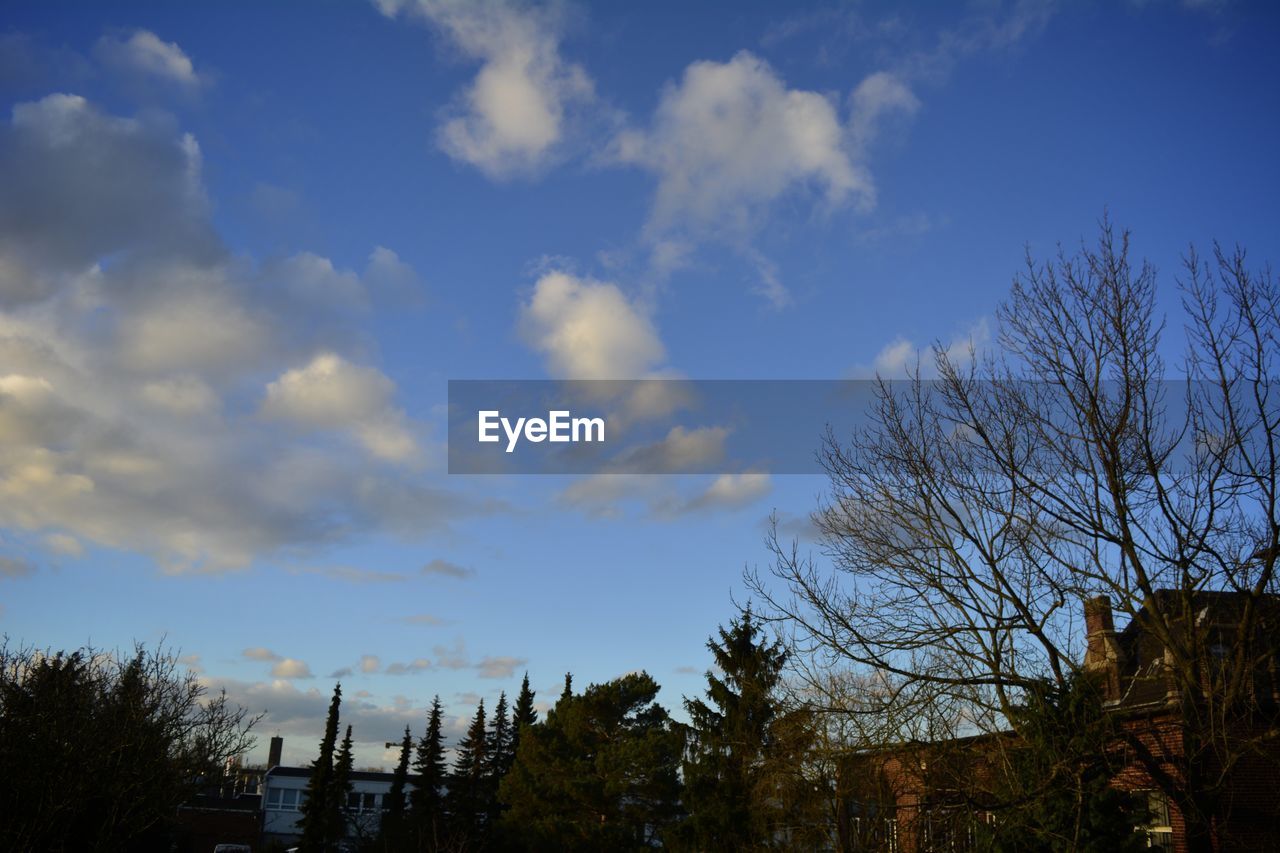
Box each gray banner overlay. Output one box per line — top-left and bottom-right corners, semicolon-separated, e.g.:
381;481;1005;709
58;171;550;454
448;379;1244;475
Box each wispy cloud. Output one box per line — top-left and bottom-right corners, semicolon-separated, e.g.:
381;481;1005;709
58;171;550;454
421;558;474;579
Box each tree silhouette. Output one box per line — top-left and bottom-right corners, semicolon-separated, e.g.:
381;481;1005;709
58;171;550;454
298;683;342;850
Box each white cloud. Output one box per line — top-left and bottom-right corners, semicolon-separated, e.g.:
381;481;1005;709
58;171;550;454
476;655;527;679
271;658;313;679
0;94;471;574
612;51;880;236
520;271;664;380
243;647;281;662
263;352;385;424
859;319;991;378
377;0;593;178
682;472;771;512
94;30;203;91
385;658;433;675
557;470;771;519
613;425;729;474
139;376;218;417
262;353;417;462
359;655;382;674
43;532;82;556
849;71;920;149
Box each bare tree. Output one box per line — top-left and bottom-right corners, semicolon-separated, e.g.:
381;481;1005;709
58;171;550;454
750;222;1280;851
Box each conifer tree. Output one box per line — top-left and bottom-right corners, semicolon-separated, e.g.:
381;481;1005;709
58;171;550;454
500;672;683;849
381;726;412;848
511;672;538;754
448;700;489;842
487;691;511;776
679;609;797;850
559;672;572;706
298;683;342;850
484;692;511;826
410;696;446;849
330;724;355;842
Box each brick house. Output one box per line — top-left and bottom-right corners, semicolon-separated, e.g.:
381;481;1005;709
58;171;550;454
840;591;1280;853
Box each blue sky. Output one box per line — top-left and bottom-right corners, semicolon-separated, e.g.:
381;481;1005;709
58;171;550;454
1;0;1278;767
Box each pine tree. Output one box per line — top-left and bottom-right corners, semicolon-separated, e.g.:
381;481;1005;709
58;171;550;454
679;609;796;850
409;696;446;849
330;724;355;843
381;726;412;848
484;692;511;826
448;700;489;843
510;672;537;759
500;672;683;849
298;683;342;850
487;691;511;776
559;672;572;706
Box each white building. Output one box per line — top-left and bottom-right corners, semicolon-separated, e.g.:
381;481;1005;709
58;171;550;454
261;764;400;847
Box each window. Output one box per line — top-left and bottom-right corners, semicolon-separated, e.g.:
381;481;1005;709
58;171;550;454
1133;790;1173;852
345;791;380;812
266;787;306;811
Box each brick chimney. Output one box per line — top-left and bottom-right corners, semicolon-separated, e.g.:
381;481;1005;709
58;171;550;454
268;735;283;769
1084;595;1124;701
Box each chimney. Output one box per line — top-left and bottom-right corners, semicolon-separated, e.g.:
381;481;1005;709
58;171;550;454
1084;595;1124;701
268;735;283;769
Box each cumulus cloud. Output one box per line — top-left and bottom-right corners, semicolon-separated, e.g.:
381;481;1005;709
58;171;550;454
262;352;418;462
610;52;920;306
520;272;664;380
359;655;382;674
377;0;593;178
0;94;477;572
612;52;890;236
270;658;313;679
243;647;281;662
476;655;527;679
94;30;204;91
858;318;990;378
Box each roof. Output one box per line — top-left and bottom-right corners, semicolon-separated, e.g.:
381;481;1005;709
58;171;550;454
266;765;398;783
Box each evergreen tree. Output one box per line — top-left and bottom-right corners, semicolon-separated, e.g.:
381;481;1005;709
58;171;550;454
298;683;342;851
510;672;538;758
381;725;413;849
410;696;447;850
485;692;512;827
448;699;490;843
500;672;683;851
559;672;572;706
487;691;512;776
330;724;355;843
678;609;798;850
